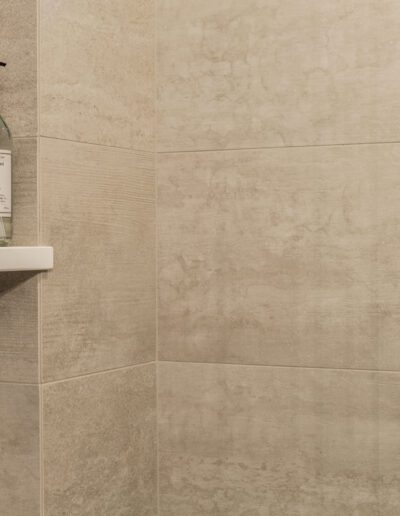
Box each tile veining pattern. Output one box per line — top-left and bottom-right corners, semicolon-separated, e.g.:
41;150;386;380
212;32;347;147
157;0;400;513
158;0;400;152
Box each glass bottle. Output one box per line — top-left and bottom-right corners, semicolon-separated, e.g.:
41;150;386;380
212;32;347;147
0;63;12;246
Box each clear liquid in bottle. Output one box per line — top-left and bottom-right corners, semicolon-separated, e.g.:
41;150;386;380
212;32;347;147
0;115;12;246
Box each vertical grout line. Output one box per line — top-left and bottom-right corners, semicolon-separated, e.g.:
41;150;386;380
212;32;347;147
156;361;160;516
36;1;45;514
154;0;159;368
36;0;42;386
39;382;45;516
36;0;41;385
154;0;160;513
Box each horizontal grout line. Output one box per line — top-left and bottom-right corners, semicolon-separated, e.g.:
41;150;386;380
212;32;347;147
15;137;400;154
4;360;400;386
0;379;39;386
39;135;155;155
158;139;400;155
158;359;400;375
41;360;156;386
13;134;155;155
0;361;156;387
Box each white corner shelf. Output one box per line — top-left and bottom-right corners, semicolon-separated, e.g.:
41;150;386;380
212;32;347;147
0;246;53;272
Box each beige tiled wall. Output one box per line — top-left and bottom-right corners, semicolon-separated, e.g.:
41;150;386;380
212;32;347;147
4;0;400;513
156;0;400;513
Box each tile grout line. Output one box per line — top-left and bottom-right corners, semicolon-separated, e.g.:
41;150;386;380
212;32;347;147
5;358;400;387
157;359;400;375
0;361;157;387
37;0;45;512
40;360;157;386
154;0;160;511
13;137;155;159
39;380;44;516
158;139;400;155
0;380;40;386
15;138;400;155
36;135;154;155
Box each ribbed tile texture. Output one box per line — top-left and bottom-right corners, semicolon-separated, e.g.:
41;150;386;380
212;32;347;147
40;138;156;381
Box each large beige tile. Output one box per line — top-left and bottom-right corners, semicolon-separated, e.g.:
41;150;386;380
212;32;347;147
0;139;38;383
158;144;400;370
158;0;400;151
0;383;40;516
159;362;400;516
40;0;155;150
43;364;157;516
40;138;155;381
0;0;37;137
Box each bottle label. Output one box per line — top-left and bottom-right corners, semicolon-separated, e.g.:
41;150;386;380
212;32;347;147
0;150;11;216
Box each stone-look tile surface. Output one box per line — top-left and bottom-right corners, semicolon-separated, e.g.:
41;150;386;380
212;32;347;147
0;0;37;137
43;364;157;516
0;384;40;516
40;138;155;381
40;0;155;150
159;362;400;516
158;0;400;151
0;139;38;383
159;144;400;371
